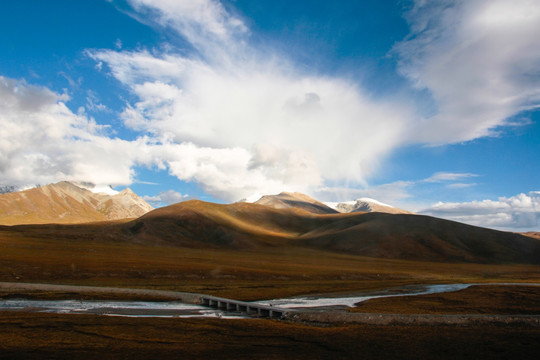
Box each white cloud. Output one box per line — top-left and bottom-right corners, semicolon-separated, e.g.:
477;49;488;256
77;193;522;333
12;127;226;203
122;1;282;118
126;0;247;59
143;189;189;206
90;50;410;185
446;182;477;189
395;0;540;144
88;0;414;201
88;0;540;202
423;172;478;183
4;0;539;206
149;142;321;202
128;0;247;39
314;181;414;205
420;191;540;230
0;76;143;188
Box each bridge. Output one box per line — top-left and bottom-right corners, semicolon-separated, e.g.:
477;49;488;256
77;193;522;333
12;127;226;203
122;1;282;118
198;294;290;319
0;282;291;319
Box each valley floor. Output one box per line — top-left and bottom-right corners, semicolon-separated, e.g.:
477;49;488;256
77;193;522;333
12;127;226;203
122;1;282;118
1;224;539;358
1;283;539;359
0;312;538;360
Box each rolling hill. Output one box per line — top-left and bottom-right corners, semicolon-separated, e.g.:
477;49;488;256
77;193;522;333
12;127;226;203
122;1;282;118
121;200;540;264
1;188;538;264
0;181;153;225
254;192;339;214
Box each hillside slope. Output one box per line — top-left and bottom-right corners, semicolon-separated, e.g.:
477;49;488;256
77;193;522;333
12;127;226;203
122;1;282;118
121;200;540;264
0;181;153;225
254;192;338;214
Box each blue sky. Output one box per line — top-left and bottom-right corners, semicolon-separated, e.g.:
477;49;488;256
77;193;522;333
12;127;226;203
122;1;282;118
0;0;539;231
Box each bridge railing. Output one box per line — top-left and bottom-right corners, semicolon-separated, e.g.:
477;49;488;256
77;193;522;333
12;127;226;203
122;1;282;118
199;295;289;319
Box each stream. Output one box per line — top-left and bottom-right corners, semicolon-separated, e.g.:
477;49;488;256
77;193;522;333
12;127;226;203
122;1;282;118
1;283;537;317
0;299;247;318
253;283;473;309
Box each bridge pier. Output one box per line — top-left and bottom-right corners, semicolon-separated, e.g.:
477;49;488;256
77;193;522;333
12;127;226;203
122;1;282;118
198;295;288;319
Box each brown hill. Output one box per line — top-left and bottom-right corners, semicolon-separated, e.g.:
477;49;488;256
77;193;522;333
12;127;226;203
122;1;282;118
254;192;338;214
0;181;153;225
121;200;540;264
123;200;319;248
523;232;540;240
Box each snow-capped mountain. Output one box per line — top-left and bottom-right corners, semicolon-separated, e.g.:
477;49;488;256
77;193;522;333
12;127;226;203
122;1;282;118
327;198;412;215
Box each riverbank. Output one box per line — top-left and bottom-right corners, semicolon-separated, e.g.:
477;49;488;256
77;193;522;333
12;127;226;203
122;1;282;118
350;284;540;315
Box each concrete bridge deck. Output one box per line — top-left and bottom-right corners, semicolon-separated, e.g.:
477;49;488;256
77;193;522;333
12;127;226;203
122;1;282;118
198;295;290;319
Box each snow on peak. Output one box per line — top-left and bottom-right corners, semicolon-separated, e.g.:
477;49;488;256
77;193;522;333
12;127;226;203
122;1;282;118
356;198;394;208
73;181;118;195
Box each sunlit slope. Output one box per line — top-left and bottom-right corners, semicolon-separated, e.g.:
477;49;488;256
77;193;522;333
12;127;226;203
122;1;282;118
0;182;153;225
0;182;105;224
123;200;328;248
122;200;540;264
254;192;339;214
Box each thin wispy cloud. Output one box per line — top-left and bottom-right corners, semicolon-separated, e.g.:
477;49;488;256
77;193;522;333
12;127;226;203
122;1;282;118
424;172;478;183
143;189;189;207
395;0;540;144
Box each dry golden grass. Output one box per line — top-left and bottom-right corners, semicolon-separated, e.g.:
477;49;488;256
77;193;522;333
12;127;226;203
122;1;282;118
351;285;540;314
0;312;538;360
1;224;539;300
1;206;540;359
0;182;152;225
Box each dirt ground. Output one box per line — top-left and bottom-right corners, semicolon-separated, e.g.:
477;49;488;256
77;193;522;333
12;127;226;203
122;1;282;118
0;312;538;360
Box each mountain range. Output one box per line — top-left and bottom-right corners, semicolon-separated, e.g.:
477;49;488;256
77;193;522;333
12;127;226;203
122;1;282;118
254;192;339;214
116;200;539;264
327;198;412;215
252;192;411;215
0;181;153;225
1;184;538;264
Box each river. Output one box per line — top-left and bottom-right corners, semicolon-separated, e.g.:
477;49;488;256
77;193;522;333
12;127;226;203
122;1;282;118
1;282;537;317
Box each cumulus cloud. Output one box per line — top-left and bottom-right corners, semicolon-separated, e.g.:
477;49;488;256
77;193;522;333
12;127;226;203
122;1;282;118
148;142;320;202
143;189;189;207
90;49;410;186
86;0;539;202
395;0;540;144
0;76;144;188
4;0;539;205
420;191;540;230
88;0;415;201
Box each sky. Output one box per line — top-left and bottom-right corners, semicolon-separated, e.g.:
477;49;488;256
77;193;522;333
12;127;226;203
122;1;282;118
0;0;539;231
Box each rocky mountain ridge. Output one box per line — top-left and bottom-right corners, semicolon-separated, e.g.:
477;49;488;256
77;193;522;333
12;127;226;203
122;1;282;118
0;181;153;225
328;198;412;215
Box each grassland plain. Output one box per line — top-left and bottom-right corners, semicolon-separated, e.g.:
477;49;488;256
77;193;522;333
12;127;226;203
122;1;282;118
0;313;538;360
1;230;540;358
1;223;540;300
1;200;539;358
